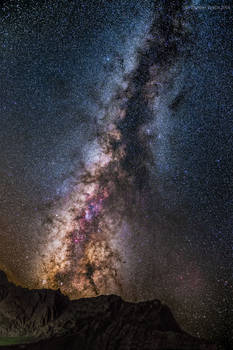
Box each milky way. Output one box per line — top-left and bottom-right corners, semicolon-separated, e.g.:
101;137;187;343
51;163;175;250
36;2;189;300
0;1;232;348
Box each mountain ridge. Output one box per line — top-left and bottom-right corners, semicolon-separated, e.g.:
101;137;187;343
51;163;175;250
0;270;217;349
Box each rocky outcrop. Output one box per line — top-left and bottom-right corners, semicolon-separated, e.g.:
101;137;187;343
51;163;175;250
0;270;216;349
0;271;68;336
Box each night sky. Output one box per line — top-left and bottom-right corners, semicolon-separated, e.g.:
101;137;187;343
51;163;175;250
0;0;232;348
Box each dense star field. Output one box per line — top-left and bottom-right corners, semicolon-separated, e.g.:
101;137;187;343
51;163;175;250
0;0;232;348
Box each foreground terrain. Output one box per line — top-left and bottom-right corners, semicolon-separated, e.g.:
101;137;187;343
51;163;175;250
0;270;216;349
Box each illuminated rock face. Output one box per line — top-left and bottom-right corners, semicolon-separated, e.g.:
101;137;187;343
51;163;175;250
0;271;69;336
0;270;216;350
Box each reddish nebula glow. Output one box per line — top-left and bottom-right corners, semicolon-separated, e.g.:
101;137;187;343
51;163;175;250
71;187;109;246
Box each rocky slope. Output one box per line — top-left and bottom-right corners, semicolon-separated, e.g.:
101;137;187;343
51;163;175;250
0;270;216;349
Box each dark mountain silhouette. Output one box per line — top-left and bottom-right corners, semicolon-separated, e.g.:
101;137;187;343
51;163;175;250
0;270;216;349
